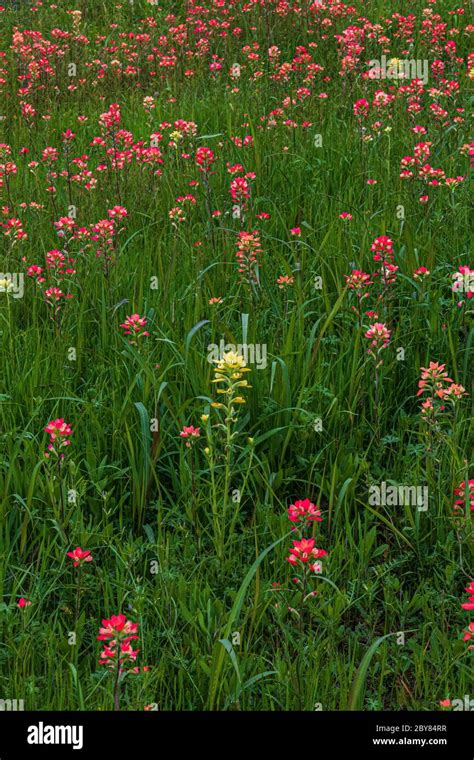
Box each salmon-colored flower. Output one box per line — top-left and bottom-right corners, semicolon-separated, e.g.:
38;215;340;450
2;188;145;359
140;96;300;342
180;425;200;447
277;275;294;288
416;362;452;396
364;322;391;358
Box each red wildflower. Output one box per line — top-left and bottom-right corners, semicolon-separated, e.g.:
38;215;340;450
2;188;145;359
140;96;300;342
287;498;322;525
67;547;93;568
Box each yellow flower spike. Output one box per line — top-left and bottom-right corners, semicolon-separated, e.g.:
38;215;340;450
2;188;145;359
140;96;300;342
213;351;249;374
201;414;209;423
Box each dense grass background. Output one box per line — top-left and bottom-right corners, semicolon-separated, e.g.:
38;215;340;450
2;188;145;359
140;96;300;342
0;0;472;710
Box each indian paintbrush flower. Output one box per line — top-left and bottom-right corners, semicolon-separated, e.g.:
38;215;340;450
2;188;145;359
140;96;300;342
67;547;93;568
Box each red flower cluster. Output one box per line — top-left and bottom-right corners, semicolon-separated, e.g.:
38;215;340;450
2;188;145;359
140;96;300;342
179;425;200;447
44;418;73;459
119;314;150;344
364;322;391;365
195;146;216;174
287;498;322;526
287;538;327;574
460;582;474;650
285;499;326;576
97;614;141;673
453;480;474;514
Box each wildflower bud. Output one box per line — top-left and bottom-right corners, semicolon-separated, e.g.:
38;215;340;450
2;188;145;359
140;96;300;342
201;414;209;423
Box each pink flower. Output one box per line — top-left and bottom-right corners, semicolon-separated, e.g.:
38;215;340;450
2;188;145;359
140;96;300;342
44;287;72;313
235;230;263;284
286;538;327;569
17;597;32;608
99;102;121;131
353;98;369;118
44;418;73;458
289;227;301;236
195;146;216;174
462;622;474;647
452;265;474;306
453;480;474;513
417;362;452;396
461;582;474;611
97;614;139;642
364;322;391;354
413;266;430;280
61;129;76;142
179;425;200;447
230;176;250;204
27;264;46;283
108;205;128;220
287;498;322;525
97;614;143;677
119;314;150;344
99;640;140;670
345;270;373;298
67;547;93;568
371;235;394;262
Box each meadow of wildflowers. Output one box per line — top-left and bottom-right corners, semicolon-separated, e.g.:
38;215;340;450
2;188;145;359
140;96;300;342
0;0;472;717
